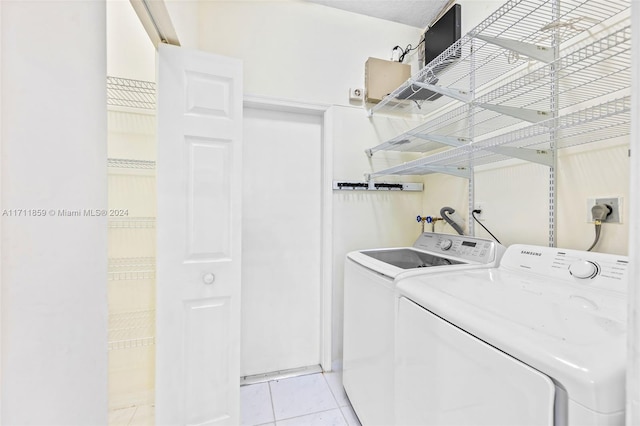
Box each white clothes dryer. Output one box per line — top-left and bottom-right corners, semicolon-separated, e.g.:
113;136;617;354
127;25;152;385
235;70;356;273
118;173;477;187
395;244;628;426
342;232;505;425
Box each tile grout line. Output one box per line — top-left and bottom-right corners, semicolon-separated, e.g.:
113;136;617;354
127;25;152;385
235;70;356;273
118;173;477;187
267;380;278;425
322;373;350;425
271;407;348;424
338;406;354;426
266;373;350;425
321;372;341;407
126;405;139;426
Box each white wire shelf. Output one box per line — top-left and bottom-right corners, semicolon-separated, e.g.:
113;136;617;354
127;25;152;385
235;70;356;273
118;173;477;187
108;217;156;229
108;257;156;281
109;310;155;338
369;0;629;117
108;271;155;281
367;25;631;157
108;310;155;351
108;337;155;351
107;76;156;110
367;96;630;179
107;158;156;170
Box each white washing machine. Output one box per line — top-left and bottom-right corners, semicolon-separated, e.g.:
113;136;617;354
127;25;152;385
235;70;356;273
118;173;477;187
342;232;505;425
395;244;628;426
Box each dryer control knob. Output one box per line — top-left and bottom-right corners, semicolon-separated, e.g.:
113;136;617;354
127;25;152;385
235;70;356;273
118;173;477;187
569;260;599;279
440;239;453;251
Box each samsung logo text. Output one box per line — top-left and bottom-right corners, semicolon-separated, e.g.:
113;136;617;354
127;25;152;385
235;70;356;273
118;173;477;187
521;250;542;256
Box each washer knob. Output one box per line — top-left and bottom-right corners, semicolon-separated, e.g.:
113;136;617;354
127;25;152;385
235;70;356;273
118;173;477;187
440;239;453;251
569;260;599;279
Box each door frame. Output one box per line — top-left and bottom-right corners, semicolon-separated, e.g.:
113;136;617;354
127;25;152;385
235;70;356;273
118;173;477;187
243;95;333;372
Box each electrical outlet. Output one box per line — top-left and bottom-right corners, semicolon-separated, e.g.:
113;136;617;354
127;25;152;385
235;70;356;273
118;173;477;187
586;197;622;223
349;88;364;101
474;202;485;220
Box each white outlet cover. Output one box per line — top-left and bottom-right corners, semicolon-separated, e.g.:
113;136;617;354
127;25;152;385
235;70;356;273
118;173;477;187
349;88;364;101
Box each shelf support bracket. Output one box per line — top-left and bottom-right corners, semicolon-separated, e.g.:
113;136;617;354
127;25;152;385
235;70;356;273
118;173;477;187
411;82;472;103
475;103;552;123
484;147;554;166
424;166;472;179
412;134;470;147
475;35;555;64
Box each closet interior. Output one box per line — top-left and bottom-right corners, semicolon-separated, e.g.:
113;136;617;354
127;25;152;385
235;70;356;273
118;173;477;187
107;76;157;422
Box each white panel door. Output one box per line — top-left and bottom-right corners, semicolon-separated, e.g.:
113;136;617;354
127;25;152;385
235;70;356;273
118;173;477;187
156;43;242;425
240;106;323;377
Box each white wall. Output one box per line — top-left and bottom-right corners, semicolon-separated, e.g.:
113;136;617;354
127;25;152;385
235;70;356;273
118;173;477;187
107;1;156;82
424;140;630;253
556;140;629;254
1;1;108;423
458;0;505;32
165;0;200;50
197;0;422;106
330;106;425;361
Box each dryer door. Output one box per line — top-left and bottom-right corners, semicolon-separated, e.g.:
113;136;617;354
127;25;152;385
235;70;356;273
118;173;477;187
396;297;555;426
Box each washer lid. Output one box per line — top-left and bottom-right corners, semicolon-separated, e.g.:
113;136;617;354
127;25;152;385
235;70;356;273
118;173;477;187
396;257;627;414
347;248;468;278
347;232;505;278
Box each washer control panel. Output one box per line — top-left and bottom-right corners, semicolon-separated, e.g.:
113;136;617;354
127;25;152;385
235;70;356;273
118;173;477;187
501;244;629;293
413;232;500;263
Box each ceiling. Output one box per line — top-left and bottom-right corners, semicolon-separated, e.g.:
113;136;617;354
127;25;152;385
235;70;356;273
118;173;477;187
305;0;452;29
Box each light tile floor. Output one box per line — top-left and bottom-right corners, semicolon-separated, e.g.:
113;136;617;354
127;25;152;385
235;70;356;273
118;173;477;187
109;403;154;425
241;371;361;426
109;371;359;426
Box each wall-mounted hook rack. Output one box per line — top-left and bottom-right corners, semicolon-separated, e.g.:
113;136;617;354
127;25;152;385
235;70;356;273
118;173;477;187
332;181;423;192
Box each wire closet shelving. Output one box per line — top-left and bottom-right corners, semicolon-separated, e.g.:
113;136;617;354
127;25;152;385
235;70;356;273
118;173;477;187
108;257;157;281
107;76;156;110
107;75;158;357
108;309;155;351
364;0;631;245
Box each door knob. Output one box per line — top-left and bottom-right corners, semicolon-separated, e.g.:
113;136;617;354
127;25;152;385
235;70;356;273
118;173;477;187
203;273;216;284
